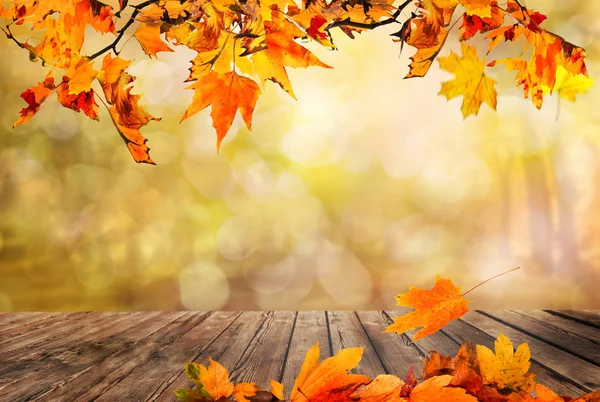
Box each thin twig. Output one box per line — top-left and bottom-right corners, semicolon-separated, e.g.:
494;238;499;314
88;0;160;60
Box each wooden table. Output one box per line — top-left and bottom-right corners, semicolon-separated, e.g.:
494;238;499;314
0;310;599;401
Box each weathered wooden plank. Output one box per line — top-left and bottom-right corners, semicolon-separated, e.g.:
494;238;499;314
484;310;600;365
33;312;204;402
0;312;42;326
356;310;423;378
547;310;600;328
91;311;242;402
328;310;385;378
444;315;587;397
0;312;176;400
0;313;61;335
152;311;267;402
281;311;331;393
0;312;134;367
229;311;296;388
515;310;600;346
462;311;600;392
0;312;85;346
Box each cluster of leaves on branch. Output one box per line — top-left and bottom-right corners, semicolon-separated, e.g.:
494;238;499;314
176;335;600;402
0;0;593;164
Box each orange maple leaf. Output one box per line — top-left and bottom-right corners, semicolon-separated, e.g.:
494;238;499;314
134;22;174;58
386;268;519;341
181;71;261;151
290;342;370;402
385;275;470;341
13;73;57;127
99;54;160;164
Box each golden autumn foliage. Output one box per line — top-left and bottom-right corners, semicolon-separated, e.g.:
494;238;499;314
176;336;600;402
0;0;593;163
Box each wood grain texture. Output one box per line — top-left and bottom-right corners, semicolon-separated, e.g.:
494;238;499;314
483;310;600;365
547;310;600;328
0;310;598;401
356;310;423;377
280;311;330;393
153;311;265;402
94;311;237;402
515;310;600;345
328;310;386;378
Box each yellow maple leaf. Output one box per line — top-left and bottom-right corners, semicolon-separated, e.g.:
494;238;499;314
542;64;594;101
476;333;536;392
459;0;492;18
438;42;497;117
385;275;470;341
66;55;98;94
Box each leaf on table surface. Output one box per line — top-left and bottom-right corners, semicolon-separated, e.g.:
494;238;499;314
290;342;371;402
476;333;536;393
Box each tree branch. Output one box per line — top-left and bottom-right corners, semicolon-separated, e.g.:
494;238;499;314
325;0;413;33
88;0;160;60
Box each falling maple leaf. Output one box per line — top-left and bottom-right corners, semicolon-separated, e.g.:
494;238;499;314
386;267;520;341
385;275;470;341
438;42;497;117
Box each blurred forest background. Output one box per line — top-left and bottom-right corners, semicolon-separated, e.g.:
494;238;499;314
0;0;599;311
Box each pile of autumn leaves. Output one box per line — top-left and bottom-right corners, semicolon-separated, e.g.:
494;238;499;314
176;274;600;402
176;335;600;402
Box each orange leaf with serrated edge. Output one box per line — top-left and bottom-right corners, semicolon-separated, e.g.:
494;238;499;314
13;73;56;127
56;77;99;120
99;54;160;164
385;276;470;341
66;55;98;94
181;71;260;151
350;374;404;401
290;342;370;402
199;357;235;400
134;22;174;58
233;381;260;402
402;375;479;402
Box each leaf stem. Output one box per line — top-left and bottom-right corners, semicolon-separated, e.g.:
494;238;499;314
461;267;520;297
